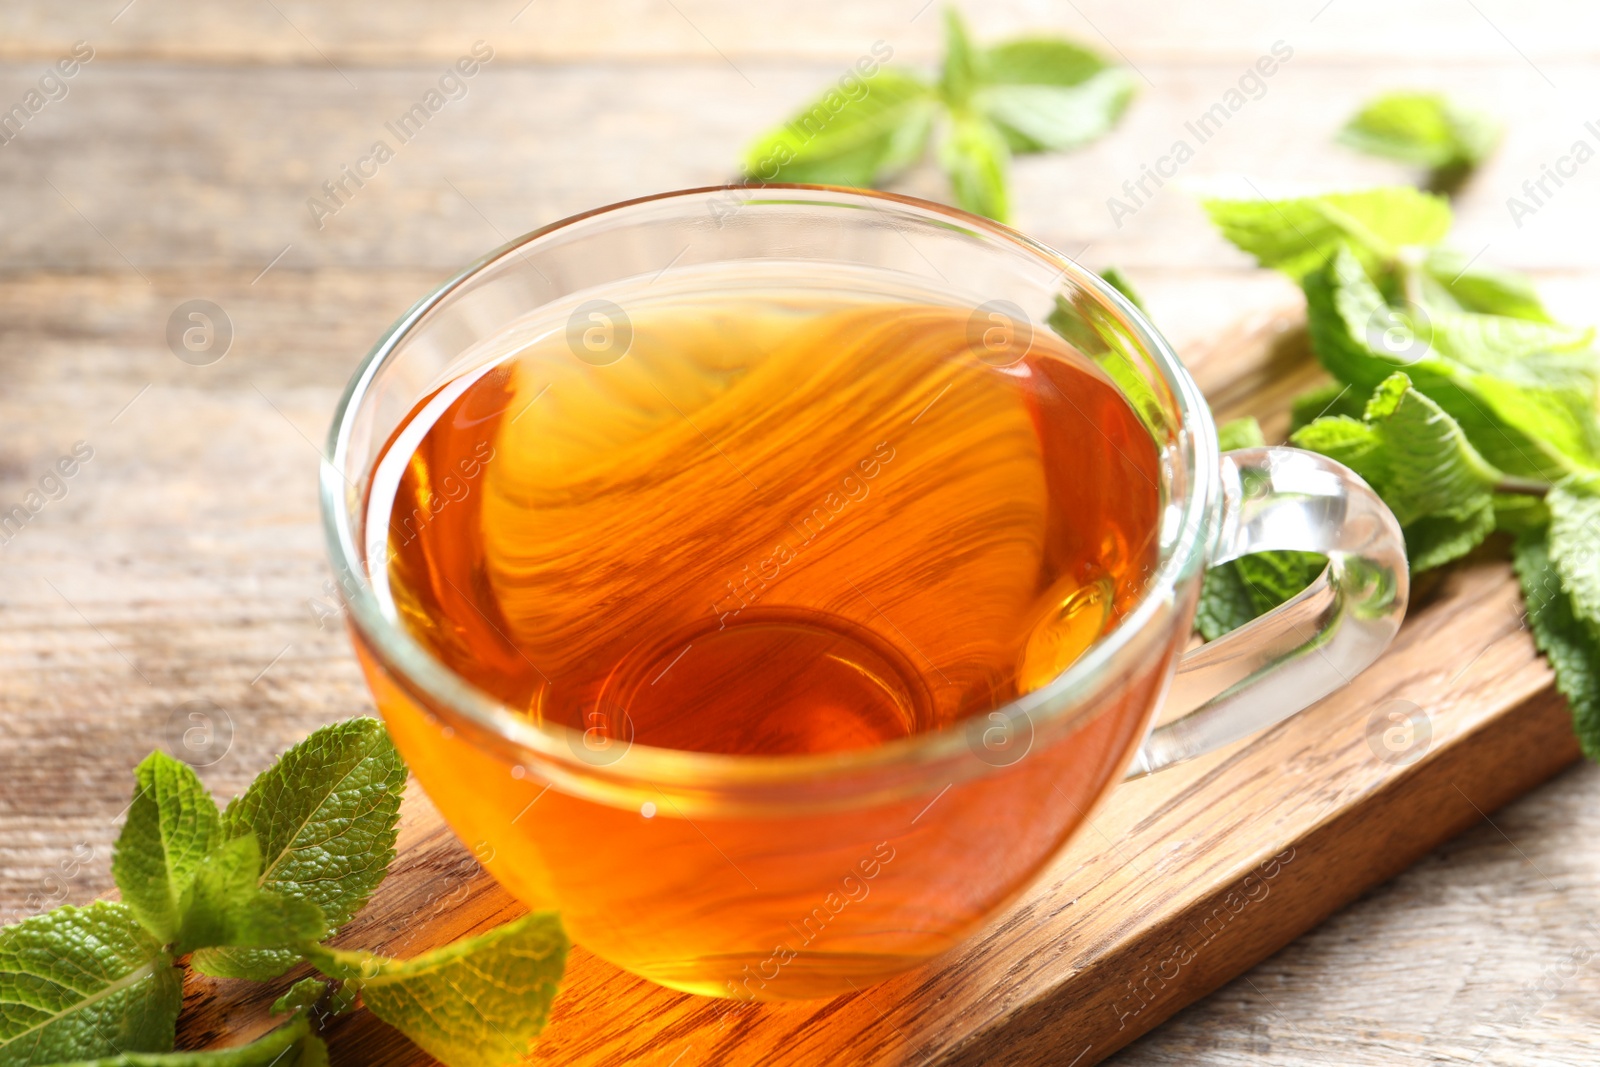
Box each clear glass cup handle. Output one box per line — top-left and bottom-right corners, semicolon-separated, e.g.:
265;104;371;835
1126;446;1410;778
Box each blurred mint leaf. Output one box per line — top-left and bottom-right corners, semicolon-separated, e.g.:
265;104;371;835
1338;91;1499;178
938;111;1011;220
741;11;1129;221
0;902;181;1065
1203;185;1452;281
1516;529;1600;760
306;912;568;1067
175;834;324;956
1421;248;1551;322
270;978;328;1019
191;718;404;981
742;71;936;187
44;1015;328;1067
975;44;1132;154
111;753;222;945
1099;265;1145;311
938;7;980;108
1216;416;1265;450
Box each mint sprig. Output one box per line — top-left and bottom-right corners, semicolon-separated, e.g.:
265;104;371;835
192;717;406;980
742;7;1132;220
1196;105;1600;758
5;717;567;1067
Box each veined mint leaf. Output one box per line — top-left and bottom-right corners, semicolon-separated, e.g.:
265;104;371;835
1203;186;1452;281
43;1015;328;1067
0;902;181;1065
1515;530;1600;760
270;978;328;1019
1338;91;1499;172
1549;476;1600;627
938;111;1011;220
742;70;936;187
1304;245;1594;481
1099;266;1145;311
111;753;222;945
1196;552;1326;642
1422;248;1551;322
175;834;324;956
191;718;404;981
1293;373;1501;570
306;912;567;1067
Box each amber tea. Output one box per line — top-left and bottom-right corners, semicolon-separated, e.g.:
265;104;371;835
370;284;1162;759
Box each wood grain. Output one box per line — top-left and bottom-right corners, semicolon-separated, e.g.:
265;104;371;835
151;305;1578;1066
4;2;1600;1061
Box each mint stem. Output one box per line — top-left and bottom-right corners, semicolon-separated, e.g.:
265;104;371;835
1495;476;1551;498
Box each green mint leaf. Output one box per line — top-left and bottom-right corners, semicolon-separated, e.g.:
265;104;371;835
1515;529;1600;760
1292;372;1502;570
1098;265;1145;311
174;834;325;956
306;912;567;1067
1203;185;1452;281
1216;416;1265;451
111;753;223;945
1196;552;1326;642
270;978;327;1019
742;70;936;187
938;111;1011;220
938;7;980;108
1337;91;1499;173
1303;245;1594;481
975;63;1133;155
1421;248;1551;322
1289;381;1366;432
42;1015;328;1067
1549;476;1600;627
191;718;404;981
0;902;181;1065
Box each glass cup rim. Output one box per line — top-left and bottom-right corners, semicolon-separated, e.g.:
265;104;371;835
320;183;1219;792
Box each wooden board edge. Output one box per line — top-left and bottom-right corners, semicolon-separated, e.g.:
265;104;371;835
931;684;1582;1067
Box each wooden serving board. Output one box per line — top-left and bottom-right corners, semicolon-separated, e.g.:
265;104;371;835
176;306;1581;1066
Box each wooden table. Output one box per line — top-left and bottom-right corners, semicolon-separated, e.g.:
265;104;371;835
3;1;1598;1062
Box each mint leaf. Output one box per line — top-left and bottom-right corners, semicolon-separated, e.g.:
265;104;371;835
174;834;324;956
1196;551;1326;642
0;902;181;1065
975;53;1132;154
111;753;222;945
1515;530;1600;759
1216;416;1265;450
1548;476;1600;626
1304;245;1596;481
1421;248;1551;322
1099;266;1145;311
1203;186;1452;281
1338;91;1499;172
270;978;327;1019
191;718;405;981
938;7;980;109
1293;373;1501;570
43;1015;328;1067
742;71;936;187
938;111;1010;220
306;912;567;1067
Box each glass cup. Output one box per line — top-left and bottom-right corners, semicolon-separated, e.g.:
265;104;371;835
321;186;1408;1001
